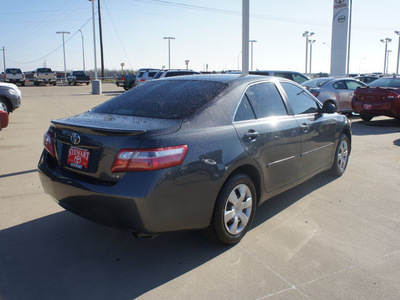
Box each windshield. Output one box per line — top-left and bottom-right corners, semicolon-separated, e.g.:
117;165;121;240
368;78;400;88
301;78;332;88
92;80;227;119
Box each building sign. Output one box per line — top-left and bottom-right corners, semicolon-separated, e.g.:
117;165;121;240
330;0;350;76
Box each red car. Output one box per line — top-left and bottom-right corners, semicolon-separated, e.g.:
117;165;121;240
0;110;9;130
352;77;400;122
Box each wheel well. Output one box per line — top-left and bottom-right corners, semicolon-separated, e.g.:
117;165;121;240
342;128;352;152
227;165;262;205
325;99;336;106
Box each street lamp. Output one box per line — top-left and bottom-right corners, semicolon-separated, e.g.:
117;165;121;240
78;29;86;72
380;38;392;76
56;31;70;82
302;31;314;74
395;31;400;76
89;0;101;94
308;40;316;74
387;50;392;75
249;40;257;71
163;37;175;69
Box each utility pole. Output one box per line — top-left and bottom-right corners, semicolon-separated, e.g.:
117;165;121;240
309;40;316;74
303;31;314;74
98;0;105;79
79;30;86;72
1;47;5;72
56;31;70;81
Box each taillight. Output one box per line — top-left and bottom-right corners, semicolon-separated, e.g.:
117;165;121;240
111;145;188;172
22;73;25;79
121;76;125;81
140;79;146;82
387;91;400;100
43;125;56;157
54;72;57;77
311;90;320;97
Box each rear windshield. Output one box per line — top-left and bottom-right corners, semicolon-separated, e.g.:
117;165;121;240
5;68;22;74
73;71;85;75
92;80;227;119
368;78;400;88
37;68;52;73
301;78;332;88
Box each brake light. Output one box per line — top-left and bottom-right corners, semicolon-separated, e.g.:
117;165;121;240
310;90;320;97
22;73;25;79
111;145;188;172
54;72;57;77
387;91;400;100
43;125;56;157
121;76;125;81
140;79;146;82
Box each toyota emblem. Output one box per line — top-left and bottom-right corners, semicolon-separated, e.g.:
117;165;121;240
70;133;81;145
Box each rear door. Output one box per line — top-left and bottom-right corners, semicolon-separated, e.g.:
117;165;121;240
233;81;302;192
280;82;336;177
343;80;365;110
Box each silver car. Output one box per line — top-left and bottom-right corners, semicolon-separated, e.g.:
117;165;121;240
302;77;366;113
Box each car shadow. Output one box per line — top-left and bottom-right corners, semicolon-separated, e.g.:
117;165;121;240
394;139;400;147
350;116;400;136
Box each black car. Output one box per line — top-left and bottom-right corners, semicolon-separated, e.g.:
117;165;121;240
38;75;351;244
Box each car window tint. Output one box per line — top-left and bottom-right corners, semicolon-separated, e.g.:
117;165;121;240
153;72;163;79
137;72;144;78
165;71;196;77
37;68;52;73
6;69;22;74
92;80;227;119
274;72;293;80
148;72;157;77
333;81;347;89
292;74;308;84
245;82;288;118
368;78;400;88
281;82;319;115
234;96;256;122
346;80;364;90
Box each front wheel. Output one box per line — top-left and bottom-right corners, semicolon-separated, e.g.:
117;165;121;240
204;174;257;245
331;134;350;176
0;99;9;114
360;113;373;122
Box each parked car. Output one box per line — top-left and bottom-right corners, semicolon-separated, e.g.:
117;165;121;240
352;77;400;122
134;68;161;87
227;70;310;84
152;69;201;79
0;82;22;114
67;71;91;85
33;68;57;86
38;75;351;245
116;74;137;90
355;76;379;84
302;77;366;114
0;110;9;130
3;68;25;86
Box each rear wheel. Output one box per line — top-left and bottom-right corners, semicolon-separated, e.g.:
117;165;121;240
331;134;350;176
21;81;25;86
360;113;373;122
204;174;256;245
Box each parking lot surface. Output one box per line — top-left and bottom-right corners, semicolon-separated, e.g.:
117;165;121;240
1;83;400;299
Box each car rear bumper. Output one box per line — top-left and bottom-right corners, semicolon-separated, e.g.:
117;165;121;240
38;150;217;234
352;98;400;118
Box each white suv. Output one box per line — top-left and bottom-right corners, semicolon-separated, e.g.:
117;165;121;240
134;68;161;87
153;69;201;80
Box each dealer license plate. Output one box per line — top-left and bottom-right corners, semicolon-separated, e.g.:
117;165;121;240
363;104;372;110
67;146;90;169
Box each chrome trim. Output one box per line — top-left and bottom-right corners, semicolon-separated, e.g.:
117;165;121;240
301;143;335;156
267;155;298;167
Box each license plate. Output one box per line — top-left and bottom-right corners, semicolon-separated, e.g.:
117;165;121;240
363;104;372;110
67;146;90;169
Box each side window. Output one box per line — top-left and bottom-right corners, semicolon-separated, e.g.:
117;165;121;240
333;81;347;89
234;96;256;122
292;74;308;84
274;72;293;81
346;80;364;90
281;82;319;115
245;82;288;118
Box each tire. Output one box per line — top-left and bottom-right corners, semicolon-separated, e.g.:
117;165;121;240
359;113;373;122
0;99;9;114
53;82;57;86
86;82;89;85
331;134;350;176
21;82;25;86
204;174;257;245
68;81;71;85
34;81;38;86
73;80;77;86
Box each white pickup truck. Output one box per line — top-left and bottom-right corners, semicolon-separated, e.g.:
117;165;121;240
33;68;57;86
3;68;25;86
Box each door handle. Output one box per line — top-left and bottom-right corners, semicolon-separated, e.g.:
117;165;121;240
301;123;310;133
244;131;259;140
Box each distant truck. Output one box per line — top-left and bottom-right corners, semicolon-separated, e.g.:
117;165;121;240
33;68;57;86
3;68;25;86
67;71;91;85
116;74;137;90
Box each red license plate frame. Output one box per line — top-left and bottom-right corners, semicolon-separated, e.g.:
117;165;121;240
67;146;90;170
363;104;372;110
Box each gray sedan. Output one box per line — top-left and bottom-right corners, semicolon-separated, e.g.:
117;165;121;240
302;77;366;114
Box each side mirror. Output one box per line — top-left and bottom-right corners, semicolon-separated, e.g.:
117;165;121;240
322;102;337;114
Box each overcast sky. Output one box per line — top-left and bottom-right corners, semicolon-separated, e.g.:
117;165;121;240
1;0;400;74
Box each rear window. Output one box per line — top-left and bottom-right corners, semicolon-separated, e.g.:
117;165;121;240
92;80;227;119
153;72;163;79
37;68;52;73
147;72;157;78
73;71;85;75
301;78;332;88
6;68;22;74
137;72;144;78
368;78;400;88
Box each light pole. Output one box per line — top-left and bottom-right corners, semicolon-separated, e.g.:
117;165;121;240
163;37;175;69
308;40;316;74
249;40;257;71
89;0;101;94
395;31;400;76
56;31;70;82
0;47;5;72
302;31;314;74
387;50;392;75
380;38;392;76
78;29;86;72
